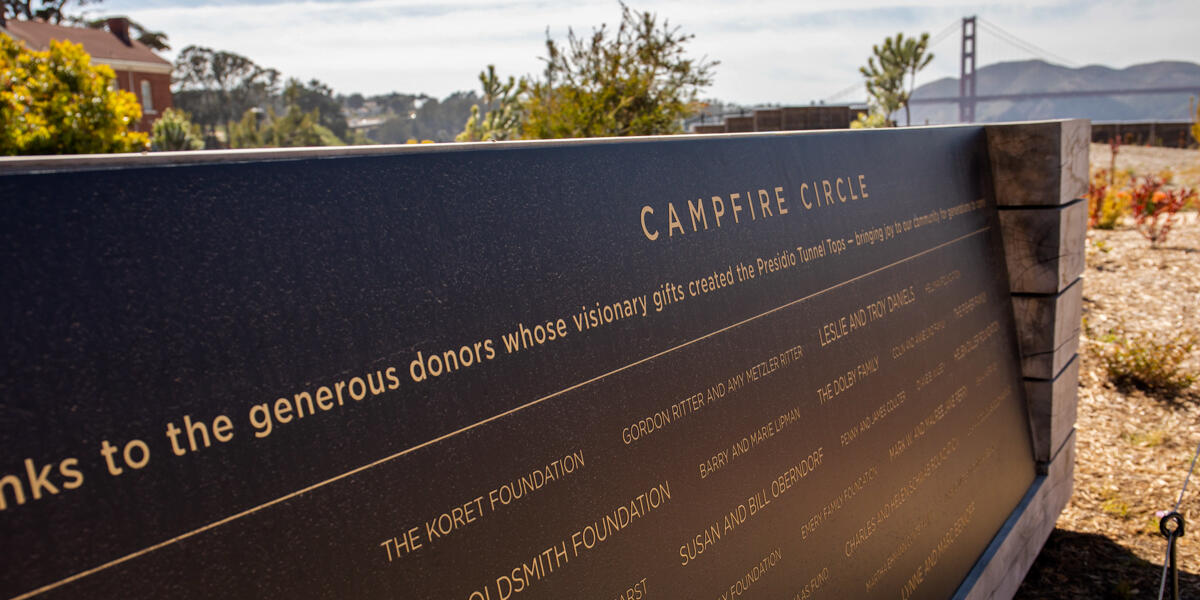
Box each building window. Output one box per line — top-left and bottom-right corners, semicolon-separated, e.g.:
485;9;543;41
140;80;155;114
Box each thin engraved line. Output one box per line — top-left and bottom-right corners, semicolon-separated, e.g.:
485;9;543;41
11;226;989;600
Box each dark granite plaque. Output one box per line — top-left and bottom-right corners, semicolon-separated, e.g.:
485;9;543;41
0;128;1035;599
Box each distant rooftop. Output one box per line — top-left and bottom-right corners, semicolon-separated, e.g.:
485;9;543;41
2;19;170;71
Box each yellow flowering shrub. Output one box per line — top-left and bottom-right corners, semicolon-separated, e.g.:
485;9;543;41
1;34;147;155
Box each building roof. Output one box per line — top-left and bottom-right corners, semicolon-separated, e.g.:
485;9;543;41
2;19;171;71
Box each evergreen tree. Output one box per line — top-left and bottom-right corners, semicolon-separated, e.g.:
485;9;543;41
173;45;280;141
458;3;715;141
457;65;523;141
521;3;715;138
283;78;349;142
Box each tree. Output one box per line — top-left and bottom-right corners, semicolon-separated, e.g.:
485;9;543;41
3;0;99;23
2;1;171;52
859;44;905;126
264;105;328;147
227;103;344;149
227;109;265;149
457;65;523;141
859;32;933;127
892;33;933;126
1;35;146;154
467;3;716;140
376;91;477;143
173;45;280;142
530;3;716;138
82;16;170;51
283;78;349;142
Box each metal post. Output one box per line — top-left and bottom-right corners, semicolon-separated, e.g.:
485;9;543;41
1160;512;1185;600
960;16;977;123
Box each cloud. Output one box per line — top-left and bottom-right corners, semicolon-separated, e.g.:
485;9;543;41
104;0;1200;104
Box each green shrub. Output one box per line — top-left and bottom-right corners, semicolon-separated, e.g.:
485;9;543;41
150;108;203;151
1099;326;1197;395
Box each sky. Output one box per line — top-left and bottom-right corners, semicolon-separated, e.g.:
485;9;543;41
100;0;1200;105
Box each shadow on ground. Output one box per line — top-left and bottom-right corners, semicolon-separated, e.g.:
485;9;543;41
1015;529;1199;599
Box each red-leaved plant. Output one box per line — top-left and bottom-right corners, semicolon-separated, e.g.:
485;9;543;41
1129;175;1196;246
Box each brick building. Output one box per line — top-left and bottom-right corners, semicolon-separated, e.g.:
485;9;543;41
1;18;173;131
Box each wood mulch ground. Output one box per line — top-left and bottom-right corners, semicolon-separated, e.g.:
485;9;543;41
1015;145;1200;599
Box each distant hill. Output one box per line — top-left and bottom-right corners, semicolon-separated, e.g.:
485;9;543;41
908;60;1200;124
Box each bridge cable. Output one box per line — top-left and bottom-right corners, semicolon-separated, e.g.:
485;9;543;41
928;20;960;47
977;18;1079;67
823;81;865;104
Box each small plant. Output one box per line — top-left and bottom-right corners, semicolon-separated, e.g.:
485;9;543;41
1099;325;1197;395
1128;175;1196;246
1100;491;1131;519
1120;429;1166;447
150;108;203;151
1087;168;1129;229
1140;513;1162;535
